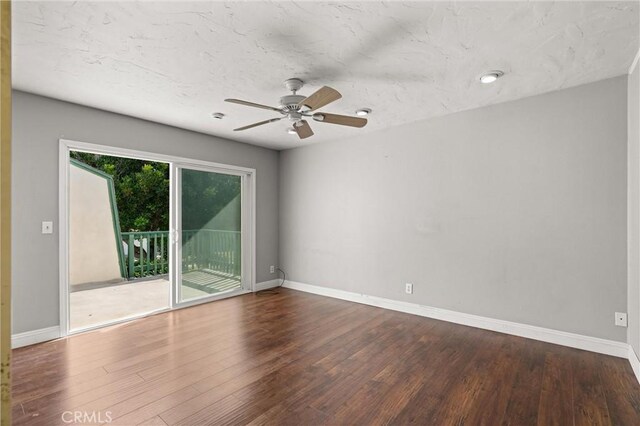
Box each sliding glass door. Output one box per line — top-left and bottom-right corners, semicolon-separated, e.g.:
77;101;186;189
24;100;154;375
61;139;255;335
174;165;250;305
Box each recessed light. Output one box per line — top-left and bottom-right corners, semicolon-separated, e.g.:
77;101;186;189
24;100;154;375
479;71;504;84
355;108;372;116
287;128;297;135
212;112;225;119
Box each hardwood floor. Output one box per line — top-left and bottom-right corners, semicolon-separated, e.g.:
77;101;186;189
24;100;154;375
11;288;640;425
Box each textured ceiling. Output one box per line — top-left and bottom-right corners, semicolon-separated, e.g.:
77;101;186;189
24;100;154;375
13;1;640;150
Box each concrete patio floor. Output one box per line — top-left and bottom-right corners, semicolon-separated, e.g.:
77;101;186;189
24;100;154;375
70;278;211;330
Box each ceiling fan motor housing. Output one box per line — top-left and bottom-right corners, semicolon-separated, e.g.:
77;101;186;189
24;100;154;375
280;94;306;111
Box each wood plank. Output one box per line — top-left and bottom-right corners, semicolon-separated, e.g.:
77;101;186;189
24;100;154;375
9;289;640;425
537;349;574;426
108;385;200;425
384;325;483;424
179;312;405;425
573;350;613;425
500;339;546;424
137;416;168;426
597;351;640;426
14;297;352;423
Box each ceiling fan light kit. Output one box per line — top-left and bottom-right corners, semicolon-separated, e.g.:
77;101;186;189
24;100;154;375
224;78;368;140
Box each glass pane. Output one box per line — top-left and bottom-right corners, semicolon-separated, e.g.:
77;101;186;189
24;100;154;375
180;169;242;302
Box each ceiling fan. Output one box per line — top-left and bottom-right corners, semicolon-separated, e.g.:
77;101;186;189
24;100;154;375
224;78;367;139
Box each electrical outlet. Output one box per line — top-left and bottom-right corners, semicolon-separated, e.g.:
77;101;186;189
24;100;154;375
405;283;413;294
270;265;275;274
615;312;627;327
42;221;53;234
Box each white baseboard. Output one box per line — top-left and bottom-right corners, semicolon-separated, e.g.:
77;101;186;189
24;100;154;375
254;279;281;291
283;280;630;359
12;326;61;349
629;347;640;384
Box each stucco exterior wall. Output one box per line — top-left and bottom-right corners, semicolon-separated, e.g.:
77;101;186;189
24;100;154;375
69;163;123;287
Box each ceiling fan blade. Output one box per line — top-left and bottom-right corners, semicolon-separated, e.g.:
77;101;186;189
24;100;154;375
312;113;367;128
225;98;282;112
298;86;342;111
294;120;314;139
233;117;283;131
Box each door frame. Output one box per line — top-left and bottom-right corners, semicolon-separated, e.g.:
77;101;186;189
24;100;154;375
59;138;256;336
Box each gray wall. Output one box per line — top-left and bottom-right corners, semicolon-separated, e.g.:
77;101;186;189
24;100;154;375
280;76;628;342
629;61;640;355
12;91;279;334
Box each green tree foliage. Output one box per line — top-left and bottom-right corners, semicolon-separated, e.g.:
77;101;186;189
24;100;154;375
182;169;240;231
70;151;241;233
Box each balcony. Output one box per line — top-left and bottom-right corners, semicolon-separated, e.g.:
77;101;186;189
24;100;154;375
70;229;242;330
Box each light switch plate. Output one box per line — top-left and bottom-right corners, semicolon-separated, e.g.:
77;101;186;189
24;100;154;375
42;221;53;234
